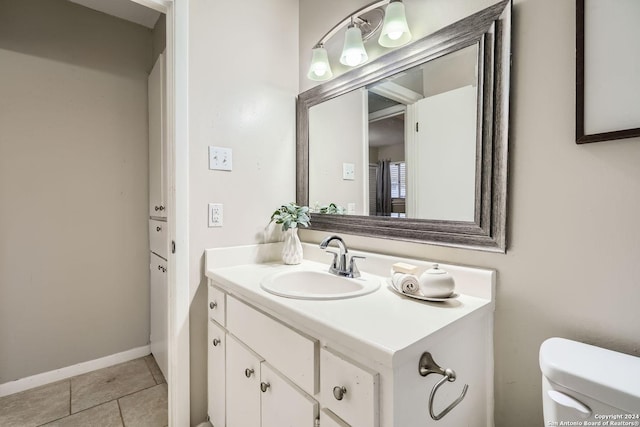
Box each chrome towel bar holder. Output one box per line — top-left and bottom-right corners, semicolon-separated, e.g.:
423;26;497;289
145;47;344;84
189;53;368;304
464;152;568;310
418;352;469;421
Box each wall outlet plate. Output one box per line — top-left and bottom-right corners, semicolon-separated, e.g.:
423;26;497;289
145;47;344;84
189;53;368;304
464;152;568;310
208;203;223;227
209;146;232;171
343;163;355;180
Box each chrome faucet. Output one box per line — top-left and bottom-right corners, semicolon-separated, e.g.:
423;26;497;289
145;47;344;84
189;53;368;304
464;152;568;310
319;235;365;278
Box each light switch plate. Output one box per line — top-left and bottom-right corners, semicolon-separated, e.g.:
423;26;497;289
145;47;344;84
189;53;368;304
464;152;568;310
209;146;232;171
208;203;223;227
342;163;355;180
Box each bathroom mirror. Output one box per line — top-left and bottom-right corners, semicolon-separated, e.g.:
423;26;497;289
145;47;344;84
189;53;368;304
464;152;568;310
297;0;511;252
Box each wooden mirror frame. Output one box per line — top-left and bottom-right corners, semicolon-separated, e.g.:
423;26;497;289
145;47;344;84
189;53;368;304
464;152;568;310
296;0;511;252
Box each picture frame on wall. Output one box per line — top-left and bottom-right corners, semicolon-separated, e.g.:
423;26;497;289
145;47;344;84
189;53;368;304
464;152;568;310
576;0;640;144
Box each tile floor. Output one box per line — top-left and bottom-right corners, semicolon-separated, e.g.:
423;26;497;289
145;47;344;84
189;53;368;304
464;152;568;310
0;355;167;427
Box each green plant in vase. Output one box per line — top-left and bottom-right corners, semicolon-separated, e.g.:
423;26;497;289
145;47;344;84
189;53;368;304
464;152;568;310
270;203;310;264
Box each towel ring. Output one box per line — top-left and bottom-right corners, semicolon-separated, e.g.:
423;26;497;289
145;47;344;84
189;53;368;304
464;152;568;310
418;352;469;421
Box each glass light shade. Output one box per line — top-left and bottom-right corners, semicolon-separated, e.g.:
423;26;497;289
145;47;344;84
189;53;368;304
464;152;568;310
307;46;333;81
340;25;368;67
378;1;412;48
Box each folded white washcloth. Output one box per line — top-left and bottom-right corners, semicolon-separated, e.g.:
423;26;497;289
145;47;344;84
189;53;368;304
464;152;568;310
390;271;420;294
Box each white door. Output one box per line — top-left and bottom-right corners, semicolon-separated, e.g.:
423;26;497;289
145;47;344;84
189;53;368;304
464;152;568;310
226;335;262;427
149;253;168;380
148;53;166;218
207;321;226;427
412;85;477;221
261;362;318;427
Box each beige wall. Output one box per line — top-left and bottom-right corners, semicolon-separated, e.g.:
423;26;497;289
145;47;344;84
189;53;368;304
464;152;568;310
0;0;153;382
300;0;640;425
187;0;299;423
309;88;367;214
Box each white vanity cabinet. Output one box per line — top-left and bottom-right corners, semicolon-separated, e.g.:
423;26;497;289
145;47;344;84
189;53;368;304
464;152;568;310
205;244;496;427
208;285;321;427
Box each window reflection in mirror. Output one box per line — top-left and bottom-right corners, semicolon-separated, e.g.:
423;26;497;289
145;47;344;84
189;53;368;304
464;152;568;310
308;43;479;222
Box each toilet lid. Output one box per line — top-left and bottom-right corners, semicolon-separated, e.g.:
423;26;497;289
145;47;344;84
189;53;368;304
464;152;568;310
539;337;640;413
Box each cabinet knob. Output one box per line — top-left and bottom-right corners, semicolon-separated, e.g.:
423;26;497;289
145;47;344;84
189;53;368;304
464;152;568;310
260;382;270;392
157;265;166;273
156;226;162;232
209;301;217;309
244;368;254;378
212;338;220;347
154;206;160;211
333;386;347;401
159;205;165;211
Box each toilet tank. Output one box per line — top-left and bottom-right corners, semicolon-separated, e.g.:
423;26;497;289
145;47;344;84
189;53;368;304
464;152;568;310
540;337;640;424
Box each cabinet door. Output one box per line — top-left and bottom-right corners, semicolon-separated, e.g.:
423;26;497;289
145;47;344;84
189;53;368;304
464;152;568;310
148;53;166;218
207;320;225;427
149;219;167;259
261;362;318;427
226;335;262;427
149;253;168;380
321;408;351;427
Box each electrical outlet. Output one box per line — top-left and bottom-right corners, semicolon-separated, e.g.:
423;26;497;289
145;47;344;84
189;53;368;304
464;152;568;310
209;146;232;171
208;203;223;227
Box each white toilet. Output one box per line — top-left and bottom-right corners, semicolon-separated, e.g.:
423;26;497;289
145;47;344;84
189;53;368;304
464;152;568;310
540;337;640;423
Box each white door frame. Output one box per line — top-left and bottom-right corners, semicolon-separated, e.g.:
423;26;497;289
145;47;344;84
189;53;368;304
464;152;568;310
130;1;190;425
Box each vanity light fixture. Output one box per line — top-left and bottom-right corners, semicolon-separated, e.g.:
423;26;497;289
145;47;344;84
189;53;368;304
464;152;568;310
307;0;412;82
340;19;369;67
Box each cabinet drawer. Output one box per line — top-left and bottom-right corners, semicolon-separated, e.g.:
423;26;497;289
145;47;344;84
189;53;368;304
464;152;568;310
320;347;379;427
149;220;167;259
208;284;226;327
321;408;350;427
226;296;318;395
207;320;225;427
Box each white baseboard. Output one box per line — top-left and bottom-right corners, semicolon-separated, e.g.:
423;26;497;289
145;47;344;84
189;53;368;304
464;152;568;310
0;345;151;397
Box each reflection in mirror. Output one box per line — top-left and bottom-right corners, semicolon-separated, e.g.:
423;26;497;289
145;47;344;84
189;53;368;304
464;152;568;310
309;44;479;221
298;0;511;252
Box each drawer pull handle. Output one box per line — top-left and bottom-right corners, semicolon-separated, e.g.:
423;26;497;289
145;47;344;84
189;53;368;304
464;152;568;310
244;368;254;378
209;301;217;309
418;352;468;421
260;382;270;392
212;338;220;347
333;386;347;401
156;226;162;232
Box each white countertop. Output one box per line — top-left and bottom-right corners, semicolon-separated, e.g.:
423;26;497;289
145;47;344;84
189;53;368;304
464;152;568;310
205;243;495;368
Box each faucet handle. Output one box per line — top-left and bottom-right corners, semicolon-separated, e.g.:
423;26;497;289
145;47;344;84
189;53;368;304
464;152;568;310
324;250;339;269
348;255;366;278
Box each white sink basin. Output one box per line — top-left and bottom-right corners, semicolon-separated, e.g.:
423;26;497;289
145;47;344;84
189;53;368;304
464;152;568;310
260;269;381;300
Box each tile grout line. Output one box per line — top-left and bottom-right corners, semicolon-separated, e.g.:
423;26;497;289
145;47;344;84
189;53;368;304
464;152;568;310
33;382;163;427
10;357;166;427
143;355;159;385
117;398;125;426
